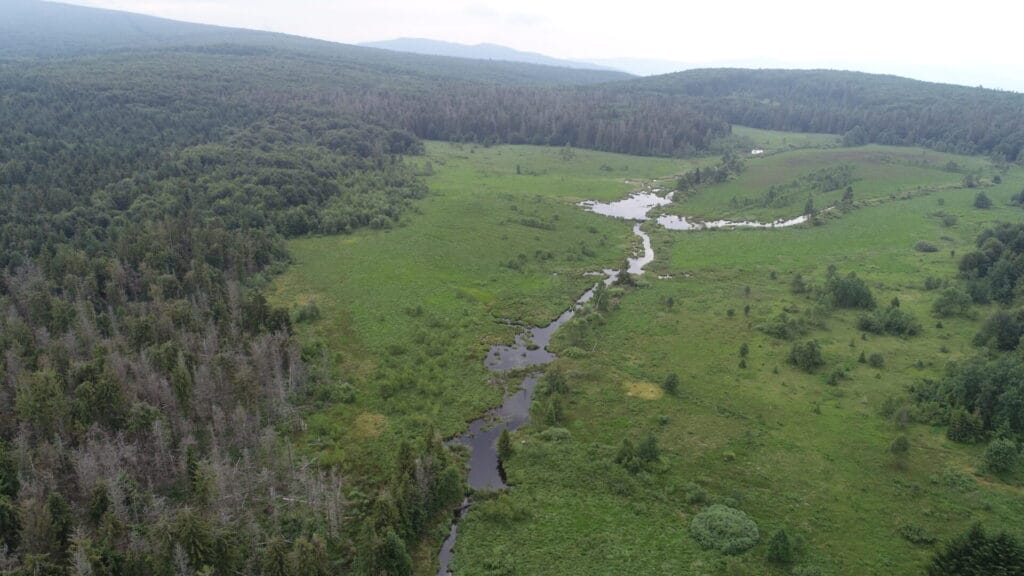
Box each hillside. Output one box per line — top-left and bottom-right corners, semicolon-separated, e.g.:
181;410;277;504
633;68;1024;160
0;1;627;87
359;37;626;74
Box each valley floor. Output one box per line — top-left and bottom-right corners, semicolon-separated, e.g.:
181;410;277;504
272;136;1024;575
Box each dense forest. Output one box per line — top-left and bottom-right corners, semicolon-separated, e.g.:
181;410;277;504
0;15;455;572
634;69;1024;161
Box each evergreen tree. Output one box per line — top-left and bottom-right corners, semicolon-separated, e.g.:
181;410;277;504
766;529;794;564
498;428;513;463
636;434;660;463
927;524;1024;575
0;495;20;551
374;528;413;576
662;373;680;395
262;537;289;576
290;535;330;576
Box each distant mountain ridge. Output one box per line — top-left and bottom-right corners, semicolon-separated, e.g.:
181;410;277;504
359;37;626;74
0;2;630;85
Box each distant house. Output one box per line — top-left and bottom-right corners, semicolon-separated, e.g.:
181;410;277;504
751;149;765;155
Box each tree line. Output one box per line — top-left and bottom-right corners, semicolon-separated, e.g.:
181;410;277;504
633;68;1024;161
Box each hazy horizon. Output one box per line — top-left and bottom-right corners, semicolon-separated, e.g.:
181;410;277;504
53;0;1024;92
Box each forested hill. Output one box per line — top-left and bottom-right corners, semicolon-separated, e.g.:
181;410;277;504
632;68;1024;161
0;0;629;86
359;37;620;73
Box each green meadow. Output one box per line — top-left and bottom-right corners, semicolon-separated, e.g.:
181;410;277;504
272;137;1024;575
270;143;703;473
664;144;993;222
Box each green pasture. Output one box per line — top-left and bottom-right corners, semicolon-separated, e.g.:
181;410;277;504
273;138;1024;575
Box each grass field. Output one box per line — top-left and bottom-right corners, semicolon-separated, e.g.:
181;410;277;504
663;144;995;222
272;137;1024;575
270;143;702;475
732;125;842;152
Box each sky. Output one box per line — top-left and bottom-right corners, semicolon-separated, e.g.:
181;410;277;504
60;0;1024;91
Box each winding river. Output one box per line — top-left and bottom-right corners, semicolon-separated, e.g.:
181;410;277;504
437;188;806;574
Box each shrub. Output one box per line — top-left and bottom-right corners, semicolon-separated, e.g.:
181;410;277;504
983;437;1019;474
636;434;660;463
858;307;922;336
868;353;885;368
791;273;809;294
923;276;944;290
314;381;355;404
974;191;992;209
825;369;846;386
825;272;876;309
615;437;656;474
932;287;972;318
766;529;794;564
788;341;825;373
938;467;976;492
689;504;760;555
683;482;709;505
294;300;321;323
890;435;910;456
914;241;939;253
662;373;680;395
538;427;571;443
759;313;808;340
898;522;937;545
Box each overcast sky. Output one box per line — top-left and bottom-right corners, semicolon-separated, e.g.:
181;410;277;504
61;0;1024;91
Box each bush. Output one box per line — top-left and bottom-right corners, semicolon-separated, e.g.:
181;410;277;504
314;381;355;404
788;340;825;373
825;272;876;309
759;313;808;340
294;300;321;323
683;482;709;505
932;287;972;318
868;353;885;368
689;504;760;555
858;307;922;337
890;435;910;456
791;273;809;294
898;522;937;545
538;427;572;443
662;373;680;395
974;191;992;209
766;529;794;564
615;437;657;474
915;241;939;253
983;437;1019;474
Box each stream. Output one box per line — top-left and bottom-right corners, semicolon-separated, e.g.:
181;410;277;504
436;188;806;574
